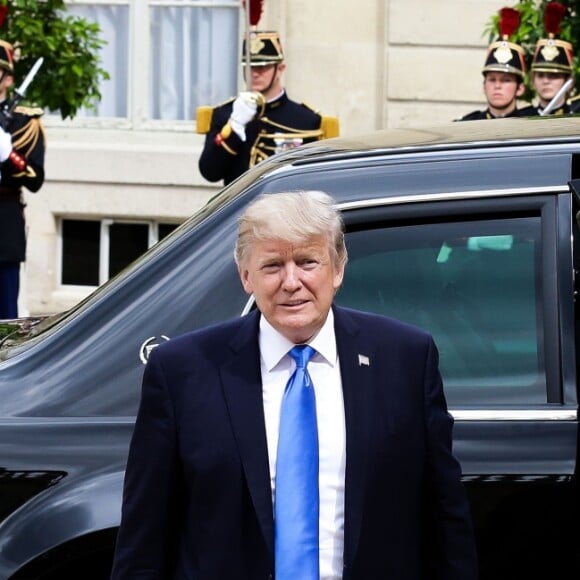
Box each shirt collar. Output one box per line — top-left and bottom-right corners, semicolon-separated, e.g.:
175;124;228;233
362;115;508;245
259;308;337;371
266;88;285;104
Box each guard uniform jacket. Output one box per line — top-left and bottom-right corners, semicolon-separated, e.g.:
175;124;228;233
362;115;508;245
0;104;45;263
517;100;580;116
198;91;330;186
458;107;530;121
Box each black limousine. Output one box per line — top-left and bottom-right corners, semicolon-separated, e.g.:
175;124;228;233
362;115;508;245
1;116;579;578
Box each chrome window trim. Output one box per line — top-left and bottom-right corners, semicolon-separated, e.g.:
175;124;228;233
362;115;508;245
336;185;567;211
241;296;255;316
451;409;577;421
1;410;574;424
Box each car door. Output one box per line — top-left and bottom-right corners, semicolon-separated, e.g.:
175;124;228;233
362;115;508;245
334;191;579;578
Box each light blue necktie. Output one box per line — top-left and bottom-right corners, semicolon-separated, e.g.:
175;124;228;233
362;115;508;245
275;344;319;580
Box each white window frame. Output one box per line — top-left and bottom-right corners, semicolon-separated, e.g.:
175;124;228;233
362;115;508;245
59;217;180;288
47;0;242;131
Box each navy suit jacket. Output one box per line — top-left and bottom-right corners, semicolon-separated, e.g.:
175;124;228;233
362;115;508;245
111;306;478;579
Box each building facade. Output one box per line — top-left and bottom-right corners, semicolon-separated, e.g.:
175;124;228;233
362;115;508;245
23;0;509;315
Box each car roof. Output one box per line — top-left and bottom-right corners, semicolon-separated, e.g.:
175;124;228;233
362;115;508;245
261;116;580;168
223;115;580;207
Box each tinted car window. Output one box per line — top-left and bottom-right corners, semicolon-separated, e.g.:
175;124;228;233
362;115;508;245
337;216;544;406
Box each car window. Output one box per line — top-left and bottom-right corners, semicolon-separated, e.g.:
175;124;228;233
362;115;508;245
337;216;544;406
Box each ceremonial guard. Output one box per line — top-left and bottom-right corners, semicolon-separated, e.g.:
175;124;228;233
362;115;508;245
523;1;580;116
197;24;339;186
0;40;46;319
459;7;530;121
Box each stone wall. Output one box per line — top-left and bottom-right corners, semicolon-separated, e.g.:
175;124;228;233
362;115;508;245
23;0;512;316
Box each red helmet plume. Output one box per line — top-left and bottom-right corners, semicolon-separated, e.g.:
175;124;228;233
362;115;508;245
544;2;567;37
498;7;520;39
243;0;264;27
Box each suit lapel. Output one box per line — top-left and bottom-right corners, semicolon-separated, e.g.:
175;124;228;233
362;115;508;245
220;311;275;558
219;307;376;565
333;306;375;567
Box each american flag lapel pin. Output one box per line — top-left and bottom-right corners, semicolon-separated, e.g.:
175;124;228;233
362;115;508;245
358;354;370;367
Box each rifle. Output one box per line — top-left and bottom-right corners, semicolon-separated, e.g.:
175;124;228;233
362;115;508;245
0;57;43;130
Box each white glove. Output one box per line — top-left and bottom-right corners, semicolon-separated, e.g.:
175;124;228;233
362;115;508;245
0;128;12;163
229;93;258;141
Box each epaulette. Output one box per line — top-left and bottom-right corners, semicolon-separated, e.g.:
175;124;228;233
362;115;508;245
301;102;339;137
14;105;44;117
11;110;46;154
196;97;235;134
321;115;339;138
301;101;321;114
570;93;580;103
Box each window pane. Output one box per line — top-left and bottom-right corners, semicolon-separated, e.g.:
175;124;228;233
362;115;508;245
67;5;130;118
109;223;149;278
337;217;544;405
159;223;179;240
150;5;239;120
62;220;100;286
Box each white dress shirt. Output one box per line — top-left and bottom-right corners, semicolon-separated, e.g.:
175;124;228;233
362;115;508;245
260;310;346;580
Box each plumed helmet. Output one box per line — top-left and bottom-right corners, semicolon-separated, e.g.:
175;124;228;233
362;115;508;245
482;7;526;79
531;2;574;75
241;31;284;66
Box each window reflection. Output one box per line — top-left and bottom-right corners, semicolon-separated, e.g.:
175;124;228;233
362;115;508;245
337;218;544;405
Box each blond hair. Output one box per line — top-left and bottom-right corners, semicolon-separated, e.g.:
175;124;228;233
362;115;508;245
234;190;347;269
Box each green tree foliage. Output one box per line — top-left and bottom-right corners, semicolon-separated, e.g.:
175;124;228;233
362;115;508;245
0;0;109;119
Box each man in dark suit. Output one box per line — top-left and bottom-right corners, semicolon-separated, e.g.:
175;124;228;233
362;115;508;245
111;191;478;579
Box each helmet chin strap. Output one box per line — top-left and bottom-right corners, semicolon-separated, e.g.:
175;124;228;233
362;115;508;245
243;62;280;99
261;64;279;95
